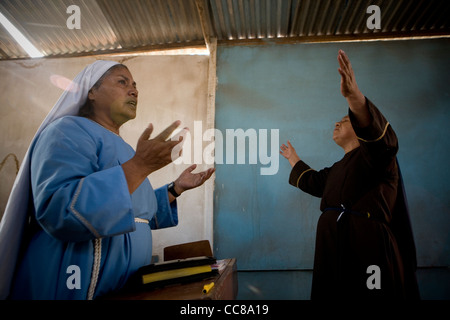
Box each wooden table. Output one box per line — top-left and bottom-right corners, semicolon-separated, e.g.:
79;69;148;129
107;258;238;300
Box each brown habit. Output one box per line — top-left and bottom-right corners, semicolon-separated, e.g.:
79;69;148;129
289;98;419;299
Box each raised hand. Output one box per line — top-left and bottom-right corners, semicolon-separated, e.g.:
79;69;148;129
280;140;301;168
337;50;370;127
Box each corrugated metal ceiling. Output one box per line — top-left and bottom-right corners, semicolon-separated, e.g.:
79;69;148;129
0;0;449;60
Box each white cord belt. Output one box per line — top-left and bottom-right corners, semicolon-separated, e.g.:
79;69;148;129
86;217;149;300
134;217;149;224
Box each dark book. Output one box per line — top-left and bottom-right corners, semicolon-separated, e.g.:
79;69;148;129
125;256;218;290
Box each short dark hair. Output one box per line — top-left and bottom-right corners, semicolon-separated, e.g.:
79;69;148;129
78;63;128;118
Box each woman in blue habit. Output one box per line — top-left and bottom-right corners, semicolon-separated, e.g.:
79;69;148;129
0;60;214;299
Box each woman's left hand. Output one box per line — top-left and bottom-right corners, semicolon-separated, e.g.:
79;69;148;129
174;164;215;195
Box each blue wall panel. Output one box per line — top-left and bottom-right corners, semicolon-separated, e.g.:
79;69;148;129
213;39;450;297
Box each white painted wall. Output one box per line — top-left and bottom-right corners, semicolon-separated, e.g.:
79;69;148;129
0;53;214;261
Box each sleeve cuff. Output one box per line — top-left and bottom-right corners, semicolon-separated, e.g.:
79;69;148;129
289;160;314;188
349;97;390;143
150;185;179;230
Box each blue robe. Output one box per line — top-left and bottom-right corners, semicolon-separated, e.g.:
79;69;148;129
11;116;178;299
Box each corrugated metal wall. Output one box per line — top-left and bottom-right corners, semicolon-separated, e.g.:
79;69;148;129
0;0;449;60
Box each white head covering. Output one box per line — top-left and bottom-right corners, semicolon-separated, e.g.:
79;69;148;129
0;60;119;299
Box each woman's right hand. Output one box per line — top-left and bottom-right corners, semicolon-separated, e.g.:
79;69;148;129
134;121;183;173
122;121;183;194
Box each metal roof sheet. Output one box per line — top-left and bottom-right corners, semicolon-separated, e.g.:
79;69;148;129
0;0;449;60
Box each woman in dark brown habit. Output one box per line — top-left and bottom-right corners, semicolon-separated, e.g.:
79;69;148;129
280;50;419;300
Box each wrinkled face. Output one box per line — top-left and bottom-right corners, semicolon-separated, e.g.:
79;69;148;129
88;66;138;126
333;115;357;146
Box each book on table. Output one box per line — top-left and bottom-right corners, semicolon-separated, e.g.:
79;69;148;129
126;256;219;290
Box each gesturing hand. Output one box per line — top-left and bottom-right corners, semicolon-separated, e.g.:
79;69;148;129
280;140;301;168
123;120;185;194
174;164;215;195
134;120;183;174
